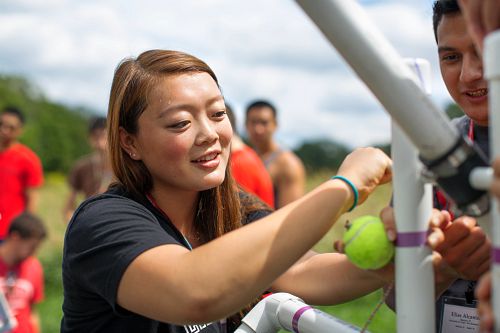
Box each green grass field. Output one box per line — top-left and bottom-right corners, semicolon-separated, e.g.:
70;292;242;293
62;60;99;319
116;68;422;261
35;171;396;332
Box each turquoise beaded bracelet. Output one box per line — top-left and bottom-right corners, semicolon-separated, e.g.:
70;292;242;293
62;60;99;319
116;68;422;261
331;175;359;212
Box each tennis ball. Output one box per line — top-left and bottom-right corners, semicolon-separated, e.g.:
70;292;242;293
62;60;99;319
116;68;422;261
343;215;394;270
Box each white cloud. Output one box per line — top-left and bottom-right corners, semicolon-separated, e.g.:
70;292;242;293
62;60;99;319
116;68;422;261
0;0;453;148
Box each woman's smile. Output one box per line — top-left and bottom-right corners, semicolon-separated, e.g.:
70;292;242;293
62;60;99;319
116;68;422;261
191;151;221;169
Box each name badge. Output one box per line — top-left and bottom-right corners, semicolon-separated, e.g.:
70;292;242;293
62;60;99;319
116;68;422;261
439;296;479;333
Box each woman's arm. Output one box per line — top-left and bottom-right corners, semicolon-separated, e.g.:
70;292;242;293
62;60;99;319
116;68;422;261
271;250;389;305
116;148;392;324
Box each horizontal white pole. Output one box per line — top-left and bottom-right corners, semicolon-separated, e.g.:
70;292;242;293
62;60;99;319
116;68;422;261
295;0;459;160
236;293;366;333
469;167;494;190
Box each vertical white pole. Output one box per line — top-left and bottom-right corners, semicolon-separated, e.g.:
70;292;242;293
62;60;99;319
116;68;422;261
391;58;435;333
392;124;435;333
0;292;16;333
484;31;500;333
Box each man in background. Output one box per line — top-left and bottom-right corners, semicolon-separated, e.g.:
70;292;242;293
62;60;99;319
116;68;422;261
245;100;305;208
226;104;274;208
425;1;493;331
0;107;43;240
0;212;47;333
63;116;112;222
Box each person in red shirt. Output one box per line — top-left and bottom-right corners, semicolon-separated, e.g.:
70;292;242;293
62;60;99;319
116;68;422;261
0;212;46;333
226;104;274;207
0;107;44;239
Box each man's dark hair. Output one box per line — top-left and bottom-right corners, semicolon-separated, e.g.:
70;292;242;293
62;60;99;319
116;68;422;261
432;0;461;43
9;212;47;240
2;106;25;125
245;100;277;119
88;116;107;134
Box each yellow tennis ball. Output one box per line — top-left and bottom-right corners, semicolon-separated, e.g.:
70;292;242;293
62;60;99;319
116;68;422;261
343;215;394;270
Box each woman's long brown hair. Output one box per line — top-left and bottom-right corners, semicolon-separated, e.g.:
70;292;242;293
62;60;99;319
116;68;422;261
107;49;242;241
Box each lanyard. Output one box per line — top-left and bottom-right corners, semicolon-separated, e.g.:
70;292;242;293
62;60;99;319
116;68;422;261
145;193;193;250
468;119;475;142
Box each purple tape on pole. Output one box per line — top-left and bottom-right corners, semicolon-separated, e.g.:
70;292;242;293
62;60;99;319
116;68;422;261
292;306;312;333
396;231;427;247
493;248;500;264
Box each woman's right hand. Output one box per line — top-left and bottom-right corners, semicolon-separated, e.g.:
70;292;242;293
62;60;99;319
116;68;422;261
336;147;392;205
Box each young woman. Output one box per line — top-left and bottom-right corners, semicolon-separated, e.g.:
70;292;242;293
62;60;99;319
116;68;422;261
61;49;393;333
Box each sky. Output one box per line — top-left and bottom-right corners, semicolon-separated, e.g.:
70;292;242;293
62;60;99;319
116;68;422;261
0;0;451;149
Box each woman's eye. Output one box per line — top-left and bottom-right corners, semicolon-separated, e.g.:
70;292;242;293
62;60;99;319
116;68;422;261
213;111;227;118
170;121;190;129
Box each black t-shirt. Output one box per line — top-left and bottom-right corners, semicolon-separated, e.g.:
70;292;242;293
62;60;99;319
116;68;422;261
61;186;270;333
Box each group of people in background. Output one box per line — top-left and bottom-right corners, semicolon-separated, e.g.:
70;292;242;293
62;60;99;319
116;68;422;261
0;0;500;332
0;106;47;333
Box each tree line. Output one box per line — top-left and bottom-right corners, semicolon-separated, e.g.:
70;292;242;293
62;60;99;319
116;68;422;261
0;75;94;172
1;74;462;174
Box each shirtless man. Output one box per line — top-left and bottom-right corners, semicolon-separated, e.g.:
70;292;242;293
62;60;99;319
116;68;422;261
245;100;306;208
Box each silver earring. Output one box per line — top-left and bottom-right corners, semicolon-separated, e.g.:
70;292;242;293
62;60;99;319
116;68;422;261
130;152;136;158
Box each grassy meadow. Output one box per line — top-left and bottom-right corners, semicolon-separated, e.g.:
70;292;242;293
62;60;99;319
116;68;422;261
35;171;395;332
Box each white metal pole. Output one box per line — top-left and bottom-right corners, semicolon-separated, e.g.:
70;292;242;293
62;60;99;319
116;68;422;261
0;292;16;333
235;293;366;333
294;0;458;160
392;123;435;333
295;0;490;218
391;58;435;333
276;299;364;333
484;31;500;333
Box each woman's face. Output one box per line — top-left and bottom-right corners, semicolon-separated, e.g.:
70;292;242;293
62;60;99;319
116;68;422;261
127;72;232;193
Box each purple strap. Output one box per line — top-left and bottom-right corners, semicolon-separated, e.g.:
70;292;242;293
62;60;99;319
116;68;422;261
292;306;312;333
396;231;427;247
493;248;500;264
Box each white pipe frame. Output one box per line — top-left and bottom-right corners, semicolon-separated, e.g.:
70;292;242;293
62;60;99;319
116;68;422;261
294;0;458;160
235;293;366;333
391;59;435;333
236;2;500;332
0;292;16;333
294;0;498;330
294;0;494;220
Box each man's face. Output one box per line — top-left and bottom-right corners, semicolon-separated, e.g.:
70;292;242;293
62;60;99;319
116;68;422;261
437;13;488;126
245;107;277;147
0;113;23;146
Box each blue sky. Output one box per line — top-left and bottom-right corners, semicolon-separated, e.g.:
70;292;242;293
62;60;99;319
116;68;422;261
0;0;454;148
